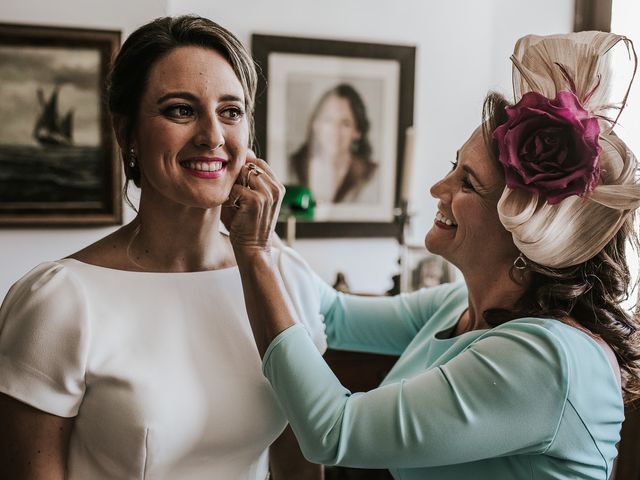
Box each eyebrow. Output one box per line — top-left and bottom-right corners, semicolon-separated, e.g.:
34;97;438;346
156;91;243;104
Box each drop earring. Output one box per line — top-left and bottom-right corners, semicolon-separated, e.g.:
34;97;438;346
128;148;137;169
513;253;528;270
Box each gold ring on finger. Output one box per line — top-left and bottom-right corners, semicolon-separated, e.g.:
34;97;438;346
245;171;255;189
247;163;264;175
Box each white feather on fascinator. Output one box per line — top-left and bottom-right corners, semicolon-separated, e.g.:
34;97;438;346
510;32;636;126
495;32;640;269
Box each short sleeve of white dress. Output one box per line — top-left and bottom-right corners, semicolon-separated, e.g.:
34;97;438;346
0;261;89;417
274;246;328;353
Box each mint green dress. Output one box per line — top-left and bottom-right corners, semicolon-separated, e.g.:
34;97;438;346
262;281;623;479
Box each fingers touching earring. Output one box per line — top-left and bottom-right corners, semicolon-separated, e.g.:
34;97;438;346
246;163;263;175
244;163;263;189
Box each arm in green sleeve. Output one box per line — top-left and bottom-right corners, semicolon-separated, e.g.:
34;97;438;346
263;320;568;468
320;281;467;356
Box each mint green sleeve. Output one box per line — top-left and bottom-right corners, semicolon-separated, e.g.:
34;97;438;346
318;281;466;356
262;321;568;468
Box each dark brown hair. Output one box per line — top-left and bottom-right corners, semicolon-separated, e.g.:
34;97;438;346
106;15;257;195
482;91;640;404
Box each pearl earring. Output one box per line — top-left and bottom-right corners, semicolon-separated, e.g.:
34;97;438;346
128;148;137;169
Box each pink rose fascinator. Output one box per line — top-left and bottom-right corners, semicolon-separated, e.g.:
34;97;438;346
495;32;640;269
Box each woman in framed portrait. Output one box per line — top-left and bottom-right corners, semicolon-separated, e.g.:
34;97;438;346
290;83;377;204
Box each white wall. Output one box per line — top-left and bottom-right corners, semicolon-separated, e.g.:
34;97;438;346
612;0;640;157
0;0;166;40
0;0;572;297
612;0;640;311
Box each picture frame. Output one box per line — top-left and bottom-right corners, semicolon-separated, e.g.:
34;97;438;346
252;34;415;238
0;23;122;226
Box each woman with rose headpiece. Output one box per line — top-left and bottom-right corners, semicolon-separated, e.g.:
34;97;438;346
223;32;640;479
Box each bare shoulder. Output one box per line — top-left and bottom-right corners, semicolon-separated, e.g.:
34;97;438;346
68;224;134;270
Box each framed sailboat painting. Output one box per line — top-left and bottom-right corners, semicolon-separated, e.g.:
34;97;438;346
0;23;121;225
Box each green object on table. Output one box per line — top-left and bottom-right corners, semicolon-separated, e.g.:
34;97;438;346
279;185;314;221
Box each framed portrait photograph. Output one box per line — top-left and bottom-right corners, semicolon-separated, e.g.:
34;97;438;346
252;34;415;238
0;23;122;226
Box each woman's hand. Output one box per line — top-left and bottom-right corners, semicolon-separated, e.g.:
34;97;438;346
222;152;296;356
222;152;285;254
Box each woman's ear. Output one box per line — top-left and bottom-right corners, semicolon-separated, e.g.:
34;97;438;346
112;114;129;150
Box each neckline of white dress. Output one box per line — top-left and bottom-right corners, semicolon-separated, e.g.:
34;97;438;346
60;257;239;276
